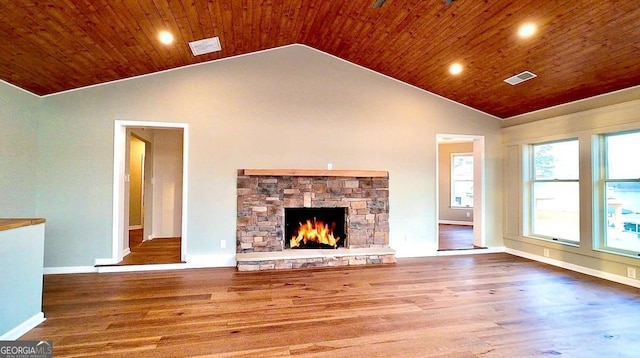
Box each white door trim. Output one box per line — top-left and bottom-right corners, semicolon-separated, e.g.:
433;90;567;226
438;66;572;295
110;120;189;264
435;134;486;249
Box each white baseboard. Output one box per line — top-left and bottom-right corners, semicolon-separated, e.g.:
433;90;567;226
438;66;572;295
94;257;118;266
94;254;236;273
185;254;236;268
44;266;98;274
144;235;154;242
0;312;45;340
122;248;131;257
438;220;473;226
392;242;438;258
96;263;189;273
436;246;505;256
505;248;640;289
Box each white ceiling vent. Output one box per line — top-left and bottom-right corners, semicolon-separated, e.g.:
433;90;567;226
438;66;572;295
188;36;221;56
504;71;537;85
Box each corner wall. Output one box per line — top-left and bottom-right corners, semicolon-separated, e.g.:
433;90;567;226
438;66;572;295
0;82;39;217
502;99;640;286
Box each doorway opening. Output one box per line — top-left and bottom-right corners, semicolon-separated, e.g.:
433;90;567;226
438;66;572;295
111;120;189;266
436;134;485;251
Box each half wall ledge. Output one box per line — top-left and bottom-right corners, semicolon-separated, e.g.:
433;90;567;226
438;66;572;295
236;247;397;271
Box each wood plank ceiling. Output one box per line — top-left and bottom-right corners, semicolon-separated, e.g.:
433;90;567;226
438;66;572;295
1;0;639;118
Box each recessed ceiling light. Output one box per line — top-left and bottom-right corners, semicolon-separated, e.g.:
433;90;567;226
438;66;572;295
518;23;537;38
449;63;463;75
158;31;174;45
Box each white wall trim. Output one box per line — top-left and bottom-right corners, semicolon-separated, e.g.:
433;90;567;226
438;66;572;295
128;225;143;230
44;266;98;275
122;248;131;257
94;258;117;266
0;312;45;340
95;254;236;273
438;220;473;226
506;248;640;289
437;247;505;256
97;263;189;273
185;254;237;268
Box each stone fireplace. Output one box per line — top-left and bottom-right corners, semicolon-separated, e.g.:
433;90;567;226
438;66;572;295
236;169;396;271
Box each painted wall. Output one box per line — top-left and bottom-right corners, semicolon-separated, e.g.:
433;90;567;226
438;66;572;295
502;99;640;282
128;136;145;227
151;129;183;238
438;142;474;223
30;45;503;267
0;223;45;339
0;83;39;217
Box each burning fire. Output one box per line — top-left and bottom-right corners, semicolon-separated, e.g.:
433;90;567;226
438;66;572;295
291;218;341;248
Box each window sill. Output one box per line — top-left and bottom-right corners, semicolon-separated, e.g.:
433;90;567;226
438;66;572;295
523;235;580;248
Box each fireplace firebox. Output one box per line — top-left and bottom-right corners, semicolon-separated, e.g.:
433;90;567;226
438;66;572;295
284;208;346;249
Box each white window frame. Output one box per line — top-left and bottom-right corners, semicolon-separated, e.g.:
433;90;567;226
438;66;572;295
450;153;473;208
526;138;580;245
595;130;640;257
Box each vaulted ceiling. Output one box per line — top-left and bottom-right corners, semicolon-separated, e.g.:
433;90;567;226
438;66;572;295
2;0;639;118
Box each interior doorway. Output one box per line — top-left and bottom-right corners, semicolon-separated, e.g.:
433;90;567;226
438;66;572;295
436;134;485;251
111;120;189;266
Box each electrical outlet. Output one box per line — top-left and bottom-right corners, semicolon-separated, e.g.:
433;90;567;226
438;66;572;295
627;267;637;279
543;248;550;257
220;239;226;249
327;163;333;170
466;212;471;218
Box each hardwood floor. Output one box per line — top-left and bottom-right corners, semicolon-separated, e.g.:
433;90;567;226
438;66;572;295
438;224;479;250
118;236;182;265
22;253;640;357
128;228;144;248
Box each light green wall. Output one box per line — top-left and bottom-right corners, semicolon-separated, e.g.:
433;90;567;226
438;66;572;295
0;82;39;217
502;99;640;281
31;45;502;267
0;224;45;337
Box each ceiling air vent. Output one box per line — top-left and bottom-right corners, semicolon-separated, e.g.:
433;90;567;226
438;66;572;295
189;36;221;56
504;71;537;85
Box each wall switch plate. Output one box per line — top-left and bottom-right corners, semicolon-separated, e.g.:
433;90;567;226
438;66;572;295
327;163;333;170
220;239;226;249
628;267;637;279
543;248;550;257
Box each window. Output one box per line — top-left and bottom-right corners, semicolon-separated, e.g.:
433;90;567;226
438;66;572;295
602;131;640;254
451;153;473;207
529;140;579;243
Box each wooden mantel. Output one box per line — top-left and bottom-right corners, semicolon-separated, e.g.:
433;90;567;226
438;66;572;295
241;169;388;178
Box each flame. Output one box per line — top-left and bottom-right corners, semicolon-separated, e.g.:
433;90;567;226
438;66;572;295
291;218;340;248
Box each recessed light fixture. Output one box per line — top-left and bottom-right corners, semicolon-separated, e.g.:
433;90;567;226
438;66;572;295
518;23;537;38
449;63;463;75
158;31;174;45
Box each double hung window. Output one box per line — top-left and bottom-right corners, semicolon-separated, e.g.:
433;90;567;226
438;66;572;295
601;131;640;254
529;140;580;243
451;154;473;208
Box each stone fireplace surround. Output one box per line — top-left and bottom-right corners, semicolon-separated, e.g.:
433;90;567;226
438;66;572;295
236;169;396;271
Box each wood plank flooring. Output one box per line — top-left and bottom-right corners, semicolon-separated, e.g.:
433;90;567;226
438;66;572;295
22;253;640;357
118;236;182;265
438;224;479;250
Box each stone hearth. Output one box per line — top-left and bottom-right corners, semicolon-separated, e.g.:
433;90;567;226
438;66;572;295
236;169;396;271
